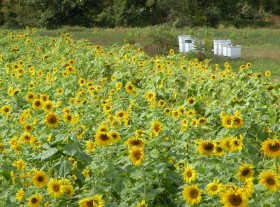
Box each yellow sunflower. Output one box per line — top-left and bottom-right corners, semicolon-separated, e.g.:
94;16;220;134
78;194;105;207
16;189;24;201
125;137;145;149
43;100;54;112
205;179;221;195
25;92;37;102
109;131;121;143
24;123;33;133
197;140;215;156
32;99;43;110
220;189;248;207
182;185;202;206
236;163;254;182
63;113;73;124
27;194;42;207
95;131;113;146
32;170;48;187
45;113;60;127
125;81;137;94
221;115;232;128
259;170;280;192
182;165;197;183
261;138;280;157
151;120;163;137
1;105;12;116
129;147;145;165
47;179;64;198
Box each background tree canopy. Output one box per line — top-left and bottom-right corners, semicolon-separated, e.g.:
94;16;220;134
0;0;279;28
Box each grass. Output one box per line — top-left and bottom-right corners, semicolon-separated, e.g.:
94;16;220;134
4;25;280;79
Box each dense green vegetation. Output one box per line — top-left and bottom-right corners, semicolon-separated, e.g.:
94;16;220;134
0;0;280;29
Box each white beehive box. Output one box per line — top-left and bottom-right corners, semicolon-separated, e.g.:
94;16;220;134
227;45;241;58
213;40;222;55
178;35;194;53
217;39;231;56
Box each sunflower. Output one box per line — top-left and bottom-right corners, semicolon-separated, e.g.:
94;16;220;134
259;170;280;192
221;136;235;152
242;178;254;198
221;115;232;128
47;179;64;198
187;97;195;105
27;194;42;207
182;185;202;206
56;88;64;95
45;113;60;127
61;179;75;198
125;137;145;149
129;147;145;165
186;109;195;117
20;132;33;144
198;117;207;125
264;70;271;77
172;109;180;119
220;189;248;207
158;100;166;107
151;120;163;137
236;163;254;182
95;131;112;146
261;138;280;157
206;179;221;195
230;136;243;152
24;123;33;133
125;81;136;94
115;110;127;119
1;105;12;116
63;113;73;124
213;143;224;157
78;194;105;207
43;100;54;112
109;131;121;143
32;99;43;110
197;140;215;156
16;189;24;201
32;170;48;187
182;165;197;183
231;116;243;128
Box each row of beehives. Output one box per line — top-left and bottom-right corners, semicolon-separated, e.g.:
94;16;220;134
178;35;241;58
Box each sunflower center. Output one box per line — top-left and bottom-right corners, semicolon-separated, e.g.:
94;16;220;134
154;124;160;132
4;108;9;112
241;168;250;176
31;197;38;203
131;140;141;146
133;150;142;160
189;189;199;199
266;177;275;185
37;176;44;182
226;118;231;125
269;143;280;152
48;116;57;124
228;194;242;206
188;99;194;104
53;184;60;192
187;171;192;177
204;143;214;151
86;200;94;207
35;101;41;106
211;185;218;191
100;134;109;141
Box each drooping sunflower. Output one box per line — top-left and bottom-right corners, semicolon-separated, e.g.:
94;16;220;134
129;147;145;165
261;138;280;157
259;170;280;192
205;179;221;196
197;140;215;156
16;189;24;201
182;165;197;183
182;185;202;206
47;179;64;198
220;189;248;207
125;137;145;149
236;163;254;182
32;170;48;187
27;194;42;207
45;113;60;127
151;120;163;137
95;131;113;146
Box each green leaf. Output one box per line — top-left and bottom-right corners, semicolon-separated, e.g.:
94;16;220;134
63;144;78;156
54;160;72;178
38;147;59;160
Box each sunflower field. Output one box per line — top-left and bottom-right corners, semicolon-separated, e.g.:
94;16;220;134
0;28;279;207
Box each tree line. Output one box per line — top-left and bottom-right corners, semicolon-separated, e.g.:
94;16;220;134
0;0;280;29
